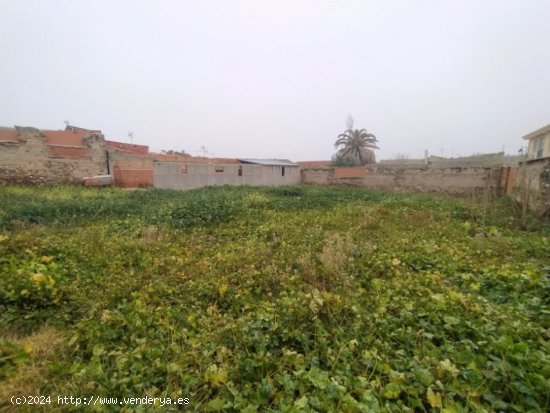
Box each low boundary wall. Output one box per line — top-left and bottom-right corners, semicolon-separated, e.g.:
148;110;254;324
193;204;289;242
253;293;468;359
302;165;503;195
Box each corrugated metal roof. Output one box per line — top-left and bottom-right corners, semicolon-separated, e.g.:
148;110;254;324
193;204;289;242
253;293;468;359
238;158;298;166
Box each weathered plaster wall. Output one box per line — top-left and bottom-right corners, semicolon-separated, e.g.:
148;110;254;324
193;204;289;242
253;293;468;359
514;159;550;212
0;127;107;184
302;165;502;195
380;153;505;168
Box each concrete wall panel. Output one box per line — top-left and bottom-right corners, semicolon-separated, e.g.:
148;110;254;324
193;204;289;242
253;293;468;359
153;162;300;189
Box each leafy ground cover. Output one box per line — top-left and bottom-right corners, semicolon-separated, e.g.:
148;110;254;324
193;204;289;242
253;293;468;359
0;185;549;412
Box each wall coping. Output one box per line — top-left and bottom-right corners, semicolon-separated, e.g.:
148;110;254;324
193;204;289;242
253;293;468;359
47;144;86;149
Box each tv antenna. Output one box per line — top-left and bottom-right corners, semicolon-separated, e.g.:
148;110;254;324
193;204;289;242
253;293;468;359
128;131;134;144
198;145;212;157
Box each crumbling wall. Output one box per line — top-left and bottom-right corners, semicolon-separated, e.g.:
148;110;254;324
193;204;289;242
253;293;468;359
512;159;550;213
0;127;107;184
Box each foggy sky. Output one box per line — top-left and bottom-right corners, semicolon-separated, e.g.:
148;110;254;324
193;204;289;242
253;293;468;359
1;0;549;161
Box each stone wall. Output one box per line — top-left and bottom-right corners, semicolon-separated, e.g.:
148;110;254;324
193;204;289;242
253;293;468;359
513;159;550;212
0;127;107;184
302;165;502;195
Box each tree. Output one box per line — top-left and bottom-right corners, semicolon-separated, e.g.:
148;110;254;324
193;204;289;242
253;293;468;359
334;115;379;165
162;149;189;157
331;152;361;167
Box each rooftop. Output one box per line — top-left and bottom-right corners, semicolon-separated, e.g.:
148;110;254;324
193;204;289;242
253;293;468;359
237;158;298;167
523;124;550;140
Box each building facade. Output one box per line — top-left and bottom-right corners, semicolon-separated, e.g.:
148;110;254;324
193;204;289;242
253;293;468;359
153;159;300;190
524;124;550;161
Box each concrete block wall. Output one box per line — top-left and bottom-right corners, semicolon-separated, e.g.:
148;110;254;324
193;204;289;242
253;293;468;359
154;161;301;189
302;165;503;195
380;153;505;169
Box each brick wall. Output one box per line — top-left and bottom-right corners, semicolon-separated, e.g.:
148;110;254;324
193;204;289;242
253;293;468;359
500;166;518;196
42;130;86;146
109;151;154;187
105;140;149;155
0;129;19;141
298;160;332;169
48;145;90;159
113;168;153;187
334;167;365;178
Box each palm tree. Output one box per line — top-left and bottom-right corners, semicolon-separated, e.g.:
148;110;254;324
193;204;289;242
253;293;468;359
334;115;379;165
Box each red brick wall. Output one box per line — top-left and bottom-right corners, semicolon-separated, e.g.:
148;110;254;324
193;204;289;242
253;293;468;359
114;157;153;170
105;140;149;155
113;167;153;187
500;166;518;195
43;131;86;146
334;167;365;178
48;145;90;159
0;129;19;141
112;156;154;187
298;160;331;168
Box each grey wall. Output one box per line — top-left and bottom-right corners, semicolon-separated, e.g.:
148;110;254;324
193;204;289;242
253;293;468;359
302;166;502;195
153;162;300;189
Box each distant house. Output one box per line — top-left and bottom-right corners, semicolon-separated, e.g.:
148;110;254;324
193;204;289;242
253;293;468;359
298;160;332;169
524;124;550;161
518;124;550;214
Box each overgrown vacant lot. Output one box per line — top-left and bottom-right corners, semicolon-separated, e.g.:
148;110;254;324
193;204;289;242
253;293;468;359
0;185;549;412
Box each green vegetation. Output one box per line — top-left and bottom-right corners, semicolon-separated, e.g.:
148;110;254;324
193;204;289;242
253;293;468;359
1;185;549;412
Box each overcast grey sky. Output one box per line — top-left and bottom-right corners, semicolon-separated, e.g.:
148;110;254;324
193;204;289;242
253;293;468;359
1;0;549;161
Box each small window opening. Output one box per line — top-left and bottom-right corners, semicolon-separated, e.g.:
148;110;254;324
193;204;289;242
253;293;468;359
215;166;224;173
238;165;243;176
281;166;285;176
535;137;544;158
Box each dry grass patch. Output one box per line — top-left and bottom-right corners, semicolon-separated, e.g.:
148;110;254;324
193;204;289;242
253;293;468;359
0;327;66;411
